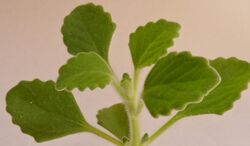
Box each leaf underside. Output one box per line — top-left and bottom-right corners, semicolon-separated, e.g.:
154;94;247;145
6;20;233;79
129;19;180;68
97;103;129;140
178;57;250;117
6;79;88;142
56;52;112;91
143;51;221;117
62;3;116;61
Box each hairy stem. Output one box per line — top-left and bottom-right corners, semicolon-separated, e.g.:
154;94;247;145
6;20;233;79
130;112;141;146
133;69;140;101
109;64;142;146
129;68;141;146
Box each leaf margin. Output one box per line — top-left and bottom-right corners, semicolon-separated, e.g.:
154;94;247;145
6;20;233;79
143;51;222;118
56;52;114;92
6;79;89;142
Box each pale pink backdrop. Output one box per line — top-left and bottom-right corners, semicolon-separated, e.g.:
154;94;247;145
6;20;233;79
1;0;250;146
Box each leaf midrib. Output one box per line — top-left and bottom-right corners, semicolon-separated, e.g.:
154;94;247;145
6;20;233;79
137;30;172;67
62;70;111;83
21;85;85;128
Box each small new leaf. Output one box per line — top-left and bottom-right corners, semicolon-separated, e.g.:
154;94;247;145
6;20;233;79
56;52;113;91
6;80;89;142
97;103;129;141
62;3;116;61
141;133;149;143
177;57;250;117
143;52;221;117
129;19;180;68
120;73;132;97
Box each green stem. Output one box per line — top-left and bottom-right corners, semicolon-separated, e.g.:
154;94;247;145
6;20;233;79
133;69;140;100
110;67;130;100
130;113;141;146
129;68;141;113
87;125;123;146
108;62;142;146
129;68;141;146
112;79;129;100
144;115;182;145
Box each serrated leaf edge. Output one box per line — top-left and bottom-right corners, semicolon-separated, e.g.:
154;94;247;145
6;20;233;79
129;19;181;68
202;57;249;116
177;57;250;118
144;51;222;118
56;52;114;92
96;103;130;140
61;3;116;60
176;60;222;113
6;79;87;142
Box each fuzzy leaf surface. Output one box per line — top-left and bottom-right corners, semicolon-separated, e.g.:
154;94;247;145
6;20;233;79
56;52;113;91
177;58;250;117
62;3;116;61
143;52;220;117
97;103;129;140
6;80;88;142
129;19;180;68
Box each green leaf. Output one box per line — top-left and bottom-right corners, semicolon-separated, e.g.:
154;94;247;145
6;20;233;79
62;3;116;61
129;19;180;68
56;52;113;91
97;103;129;140
6;79;89;142
143;52;221;117
177;57;250;117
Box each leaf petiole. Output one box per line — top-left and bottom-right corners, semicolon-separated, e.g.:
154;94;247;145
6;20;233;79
144;114;182;145
86;125;124;146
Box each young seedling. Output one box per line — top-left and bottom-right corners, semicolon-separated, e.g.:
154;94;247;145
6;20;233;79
6;3;250;146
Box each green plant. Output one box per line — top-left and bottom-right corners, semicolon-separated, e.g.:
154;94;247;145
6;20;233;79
6;3;250;146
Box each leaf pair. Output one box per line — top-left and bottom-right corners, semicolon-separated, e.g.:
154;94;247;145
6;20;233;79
58;2;117;91
178;58;250;118
143;52;221;117
142;53;250;120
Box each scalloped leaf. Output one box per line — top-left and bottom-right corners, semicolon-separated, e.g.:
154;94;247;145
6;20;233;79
56;52;113;91
6;79;89;142
177;57;250;117
62;3;116;61
143;52;221;117
129;19;180;68
97;103;129;140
